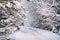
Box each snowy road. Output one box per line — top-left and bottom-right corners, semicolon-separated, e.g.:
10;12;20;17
9;27;60;40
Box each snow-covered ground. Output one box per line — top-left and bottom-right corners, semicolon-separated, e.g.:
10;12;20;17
9;26;60;40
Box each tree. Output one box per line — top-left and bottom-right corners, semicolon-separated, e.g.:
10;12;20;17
0;0;26;38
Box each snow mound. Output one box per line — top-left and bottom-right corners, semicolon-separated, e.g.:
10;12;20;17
9;26;60;40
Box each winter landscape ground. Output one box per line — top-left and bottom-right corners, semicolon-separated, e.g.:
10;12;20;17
9;26;60;40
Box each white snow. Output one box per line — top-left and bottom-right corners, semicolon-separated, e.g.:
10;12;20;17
6;2;12;8
13;1;25;9
9;26;60;40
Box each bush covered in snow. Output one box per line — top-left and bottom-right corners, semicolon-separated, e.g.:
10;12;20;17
0;0;26;39
21;0;60;32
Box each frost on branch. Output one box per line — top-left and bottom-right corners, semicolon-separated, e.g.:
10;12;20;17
24;0;60;31
0;0;26;36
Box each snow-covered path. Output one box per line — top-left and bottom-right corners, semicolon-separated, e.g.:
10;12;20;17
9;27;60;40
